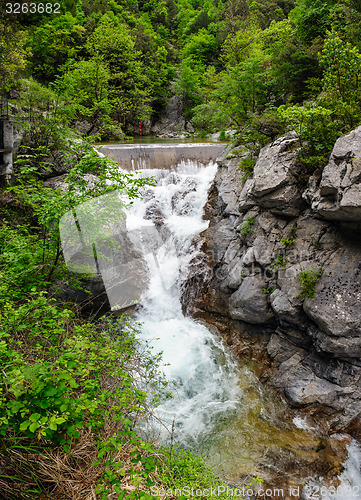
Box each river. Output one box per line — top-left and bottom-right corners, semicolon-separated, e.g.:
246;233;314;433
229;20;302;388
94;144;361;498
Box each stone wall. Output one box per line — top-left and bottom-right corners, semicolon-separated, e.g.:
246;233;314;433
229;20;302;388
0;119;14;184
96;143;225;170
183;127;361;436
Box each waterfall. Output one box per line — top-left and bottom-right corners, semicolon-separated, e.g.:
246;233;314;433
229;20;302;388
126;161;243;447
84;146;361;489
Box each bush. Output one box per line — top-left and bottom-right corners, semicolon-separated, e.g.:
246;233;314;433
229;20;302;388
239;216;255;235
297;266;324;300
0;212;245;499
237;157;256;181
277;103;340;173
273;254;287;270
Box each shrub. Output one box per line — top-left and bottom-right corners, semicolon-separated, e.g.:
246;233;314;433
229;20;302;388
297;266;324;300
237;157;256;181
281;226;297;247
239;216;255;235
273;254;287;270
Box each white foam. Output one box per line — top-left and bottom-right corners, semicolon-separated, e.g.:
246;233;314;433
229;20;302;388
303;439;361;499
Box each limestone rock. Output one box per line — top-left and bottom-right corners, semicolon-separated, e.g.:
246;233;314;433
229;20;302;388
303;260;361;339
247;132;304;216
270;354;353;407
229;276;274;324
227;258;245;289
270;289;304;325
307;125;361;221
208;219;237;261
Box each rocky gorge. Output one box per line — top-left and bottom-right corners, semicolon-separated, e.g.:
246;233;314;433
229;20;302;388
182;126;361;442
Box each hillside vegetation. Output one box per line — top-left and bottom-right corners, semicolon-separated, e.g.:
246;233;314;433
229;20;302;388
1;0;361;498
2;0;361;145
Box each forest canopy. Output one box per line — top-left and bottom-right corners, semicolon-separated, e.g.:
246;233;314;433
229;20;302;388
1;0;360;144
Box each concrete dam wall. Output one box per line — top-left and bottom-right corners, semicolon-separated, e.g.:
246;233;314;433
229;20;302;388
96;143;225;170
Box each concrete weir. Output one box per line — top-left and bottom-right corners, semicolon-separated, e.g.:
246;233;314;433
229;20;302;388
95;143;225;170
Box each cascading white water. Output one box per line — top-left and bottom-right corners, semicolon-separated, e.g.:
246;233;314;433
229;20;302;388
126;161;243;447
117;156;361;491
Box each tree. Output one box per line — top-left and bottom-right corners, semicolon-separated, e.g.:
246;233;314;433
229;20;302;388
0;22;27;93
262;20;321;101
221;21;261;65
216;53;268;125
58;57;113;135
289;0;336;42
29;13;85;82
87;13;152;126
320;29;361;128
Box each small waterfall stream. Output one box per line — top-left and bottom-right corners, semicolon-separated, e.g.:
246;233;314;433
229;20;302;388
129;162;242;446
92;145;361;497
123;159;347;492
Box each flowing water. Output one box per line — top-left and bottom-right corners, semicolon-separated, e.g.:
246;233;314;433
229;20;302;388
122;160;328;487
93;147;361;496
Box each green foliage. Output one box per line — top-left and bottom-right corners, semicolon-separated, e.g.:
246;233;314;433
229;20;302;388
0;275;166;497
29;13;86;81
320;29;361;129
57;56;113;133
289;0;336;42
297;266;324;300
262;20;322;101
156;448;263;499
237;157;256;181
0;23;27;93
87;13;153;124
239;216;255;235
281;225;297;246
278;103;340;171
273;254;287;270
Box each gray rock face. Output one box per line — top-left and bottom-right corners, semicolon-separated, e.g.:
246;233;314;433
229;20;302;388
240;132;304;216
304;264;361;339
229;276;274;324
273;357;352;407
306;125;361;221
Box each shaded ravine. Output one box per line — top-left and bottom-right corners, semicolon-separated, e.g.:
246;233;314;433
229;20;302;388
114;157;360;497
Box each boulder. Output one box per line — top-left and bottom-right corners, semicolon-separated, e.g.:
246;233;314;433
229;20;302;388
270;289;304;325
229;276;274;324
247;132;304;216
303;258;361;340
307;125;361;221
217;158;244;215
208;219;237;261
270;354;353;407
227;258;245;289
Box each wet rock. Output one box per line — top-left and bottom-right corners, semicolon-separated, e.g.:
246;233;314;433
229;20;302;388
267;333;308;363
184;127;361;438
144;202;165;225
272;356;351;407
312;329;361;358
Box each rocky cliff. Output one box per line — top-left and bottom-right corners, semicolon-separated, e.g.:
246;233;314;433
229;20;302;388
183;126;361;437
